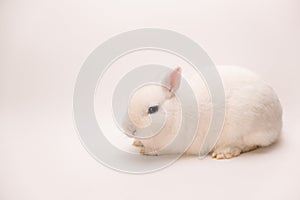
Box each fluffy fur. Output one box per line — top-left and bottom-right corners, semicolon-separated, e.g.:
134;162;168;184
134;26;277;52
123;66;282;159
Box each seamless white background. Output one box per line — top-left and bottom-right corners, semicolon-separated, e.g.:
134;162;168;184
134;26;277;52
1;0;300;200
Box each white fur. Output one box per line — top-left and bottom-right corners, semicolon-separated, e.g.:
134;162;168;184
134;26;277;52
124;66;282;159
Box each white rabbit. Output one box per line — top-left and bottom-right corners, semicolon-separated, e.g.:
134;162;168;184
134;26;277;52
123;66;282;159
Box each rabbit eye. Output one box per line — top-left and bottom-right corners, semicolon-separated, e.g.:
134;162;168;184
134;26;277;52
148;105;159;114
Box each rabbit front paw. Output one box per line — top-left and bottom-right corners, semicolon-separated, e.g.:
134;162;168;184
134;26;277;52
140;147;159;156
211;147;242;159
132;140;144;147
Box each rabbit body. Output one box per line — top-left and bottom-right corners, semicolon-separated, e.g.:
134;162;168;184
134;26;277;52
125;66;282;159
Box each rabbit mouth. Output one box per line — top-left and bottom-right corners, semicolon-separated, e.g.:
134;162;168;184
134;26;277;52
124;129;136;138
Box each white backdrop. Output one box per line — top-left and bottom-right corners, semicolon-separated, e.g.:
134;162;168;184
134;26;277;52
1;0;300;200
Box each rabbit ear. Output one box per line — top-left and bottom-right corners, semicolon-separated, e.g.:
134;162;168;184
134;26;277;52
165;67;181;94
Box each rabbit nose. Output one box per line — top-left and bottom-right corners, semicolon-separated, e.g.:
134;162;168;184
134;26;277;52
126;124;136;134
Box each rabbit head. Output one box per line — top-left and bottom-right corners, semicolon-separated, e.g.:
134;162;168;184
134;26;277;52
123;67;182;140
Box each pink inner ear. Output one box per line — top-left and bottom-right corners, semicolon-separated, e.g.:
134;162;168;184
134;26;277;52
169;67;181;91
